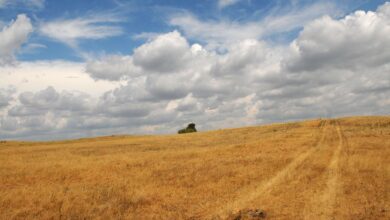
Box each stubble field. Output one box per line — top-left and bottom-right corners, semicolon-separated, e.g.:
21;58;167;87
0;116;389;219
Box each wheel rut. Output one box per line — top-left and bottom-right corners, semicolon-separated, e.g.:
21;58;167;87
303;121;344;220
211;120;330;218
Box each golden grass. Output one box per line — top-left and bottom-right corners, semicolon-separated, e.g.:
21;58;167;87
0;116;389;219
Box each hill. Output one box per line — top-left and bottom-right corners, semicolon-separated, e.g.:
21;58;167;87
0;116;389;219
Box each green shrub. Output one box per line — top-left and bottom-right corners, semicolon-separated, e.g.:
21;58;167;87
178;123;197;134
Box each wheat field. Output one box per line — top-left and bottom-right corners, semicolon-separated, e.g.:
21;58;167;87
0;116;389;219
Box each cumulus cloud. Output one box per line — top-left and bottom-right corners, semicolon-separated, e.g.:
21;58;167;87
167;94;201;113
9;86;93;116
39;14;123;47
211;39;268;76
86;55;141;81
86;32;192;81
0;87;15;109
145;74;191;100
0;14;33;65
133;31;191;73
98;4;389;132
286;3;390;72
1;86;96;139
1;3;390;140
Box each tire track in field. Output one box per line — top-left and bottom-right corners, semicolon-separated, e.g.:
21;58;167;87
303;121;343;220
212;120;329;218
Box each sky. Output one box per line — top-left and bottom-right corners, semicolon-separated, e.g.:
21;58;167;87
0;0;389;140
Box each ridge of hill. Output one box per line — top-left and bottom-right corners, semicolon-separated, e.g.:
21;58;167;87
0;116;389;219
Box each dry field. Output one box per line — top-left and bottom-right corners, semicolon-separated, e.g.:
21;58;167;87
0;116;389;219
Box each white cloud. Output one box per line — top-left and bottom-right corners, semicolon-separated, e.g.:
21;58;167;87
15;86;93;113
211;39;268;76
1;3;390;140
167;94;201;113
169;1;341;48
86;31;197;81
0;60;119;97
39;14;123;47
23;0;45;9
86;55;142;81
261;2;341;36
218;0;241;9
169;13;262;47
0;0;7;8
285;4;390;72
88;3;390;135
0;0;45;9
20;43;47;54
0;87;15;109
145;74;191;100
0;14;33;65
133;31;191;73
3;86;96;138
27;0;45;8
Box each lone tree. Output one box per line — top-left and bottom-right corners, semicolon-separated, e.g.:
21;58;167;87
178;123;197;134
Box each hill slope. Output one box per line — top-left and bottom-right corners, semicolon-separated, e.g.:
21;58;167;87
0;116;389;219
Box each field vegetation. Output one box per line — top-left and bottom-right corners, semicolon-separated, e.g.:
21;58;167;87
0;116;389;219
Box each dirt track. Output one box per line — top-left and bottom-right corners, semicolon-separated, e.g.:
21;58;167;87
214;119;388;219
0;117;389;219
215;121;330;218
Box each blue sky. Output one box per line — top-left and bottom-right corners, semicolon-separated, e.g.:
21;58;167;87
0;0;389;140
1;0;386;62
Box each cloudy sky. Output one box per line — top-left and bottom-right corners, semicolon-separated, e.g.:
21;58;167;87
0;0;389;140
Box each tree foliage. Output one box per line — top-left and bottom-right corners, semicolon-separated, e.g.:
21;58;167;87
178;123;197;134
